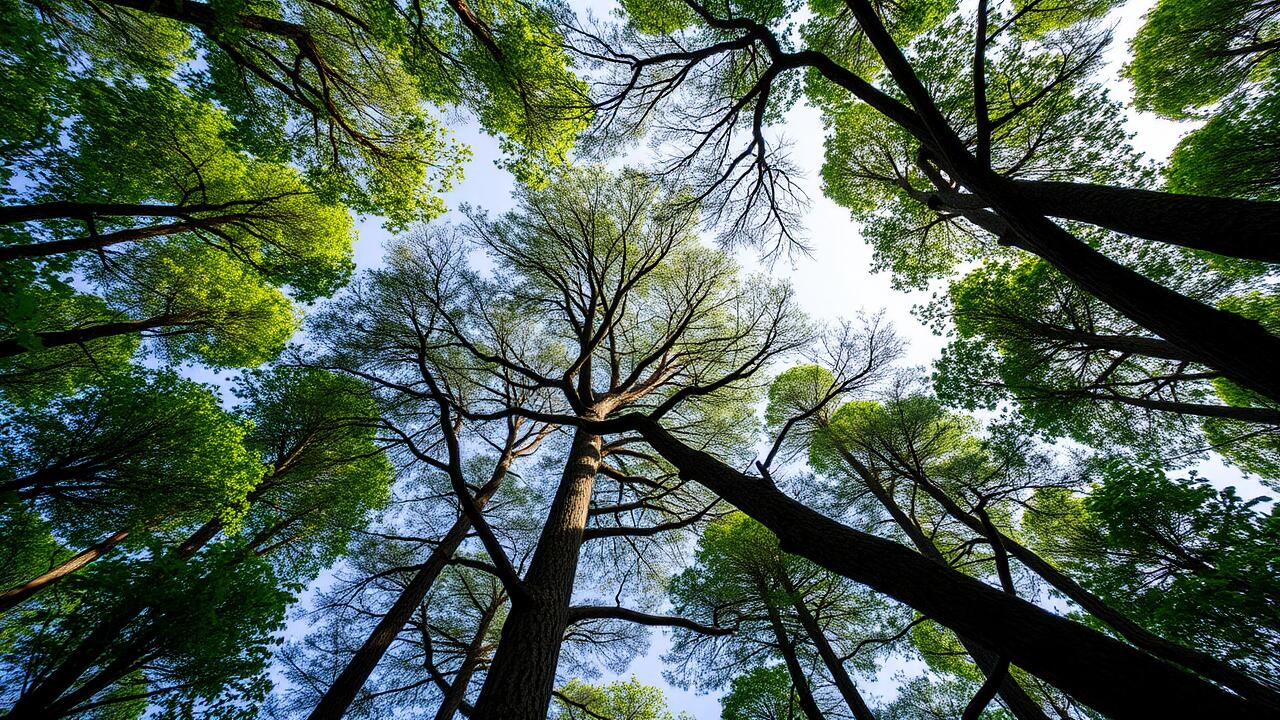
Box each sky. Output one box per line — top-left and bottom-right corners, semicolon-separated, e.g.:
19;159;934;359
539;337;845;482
282;0;1264;716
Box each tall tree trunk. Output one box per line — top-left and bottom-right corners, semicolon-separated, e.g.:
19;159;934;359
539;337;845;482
469;429;602;720
42;626;160;718
433;593;503;720
309;452;514;720
762;583;827;720
1005;180;1280;264
628;415;1267;719
0;529;130;613
776;571;876;720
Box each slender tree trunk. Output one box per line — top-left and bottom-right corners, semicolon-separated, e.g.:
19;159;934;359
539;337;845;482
469;429;602;720
310;449;516;720
0;529;130;613
629;415;1268;719
762;584;826;720
0;315;190;358
777;571;876;720
6;512;226;716
433;594;502;720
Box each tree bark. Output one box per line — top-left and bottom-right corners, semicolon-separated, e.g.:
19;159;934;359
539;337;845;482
1005;180;1280;264
309;454;514;720
468;428;602;720
777;571;876;720
763;584;827;720
0;529;130;613
624;414;1268;719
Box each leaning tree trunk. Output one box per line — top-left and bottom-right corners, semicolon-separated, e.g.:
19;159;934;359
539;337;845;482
0;529;131;613
898;464;1280;710
762;582;827;720
308;454;515;720
468;429;602;720
628;415;1267;719
841;452;1050;720
777;571;876;720
4;510;231;716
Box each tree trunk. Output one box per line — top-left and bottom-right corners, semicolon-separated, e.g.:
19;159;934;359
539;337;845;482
777;571;876;720
1006;180;1280;264
309;448;513;720
469;429;602;720
628;415;1268;719
434;593;502;720
763;584;827;720
0;529;130;613
897;464;1280;711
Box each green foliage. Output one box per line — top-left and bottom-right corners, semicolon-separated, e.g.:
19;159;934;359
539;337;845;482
1025;461;1280;681
1128;0;1280;117
556;676;690;720
719;665;801;720
232;366;393;577
0;288;139;406
1;368;262;542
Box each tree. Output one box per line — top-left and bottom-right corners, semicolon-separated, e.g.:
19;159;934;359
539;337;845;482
2;367;394;718
1024;460;1280;683
0;369;262;610
303;165;806;719
586;0;1280;407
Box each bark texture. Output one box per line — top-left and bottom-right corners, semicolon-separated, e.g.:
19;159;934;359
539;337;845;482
468;429;602;719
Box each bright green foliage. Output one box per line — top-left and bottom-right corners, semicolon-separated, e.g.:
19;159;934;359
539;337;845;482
87;239;299;367
1;369;262;543
232;367;393;577
1025;461;1280;681
1128;0;1280;117
36;80;357;301
1130;0;1280;199
667;512;889;693
1165;83;1280;201
556;676;690;720
0;288;138;406
8;542;295;720
719;665;801;720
